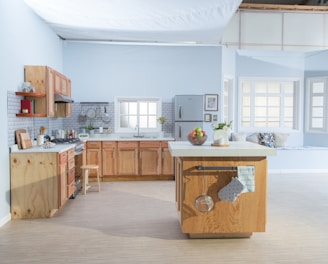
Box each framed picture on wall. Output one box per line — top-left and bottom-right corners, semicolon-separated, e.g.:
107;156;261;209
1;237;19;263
204;94;218;111
204;114;211;122
212;114;218;122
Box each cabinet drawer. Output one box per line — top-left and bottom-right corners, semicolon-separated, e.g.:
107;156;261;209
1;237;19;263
118;141;138;148
68;157;75;170
68;167;75;185
161;141;172;148
140;141;160;148
59;152;67;164
87;141;101;149
67;148;74;159
102;141;116;148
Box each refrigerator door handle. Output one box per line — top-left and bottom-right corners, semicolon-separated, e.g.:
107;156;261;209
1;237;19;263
179;125;182;138
179;105;182;119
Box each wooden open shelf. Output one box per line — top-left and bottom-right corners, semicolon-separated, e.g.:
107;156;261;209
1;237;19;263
15;92;46;97
16;113;47;117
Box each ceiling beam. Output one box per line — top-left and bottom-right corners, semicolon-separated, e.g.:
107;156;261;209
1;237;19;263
239;3;328;12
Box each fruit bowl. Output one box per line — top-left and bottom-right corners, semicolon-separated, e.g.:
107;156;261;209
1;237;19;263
187;135;208;145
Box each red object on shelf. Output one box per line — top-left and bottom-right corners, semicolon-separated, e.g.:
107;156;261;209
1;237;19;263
21;99;33;114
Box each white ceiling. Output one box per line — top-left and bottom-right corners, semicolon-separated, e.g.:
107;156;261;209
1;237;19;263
24;0;242;45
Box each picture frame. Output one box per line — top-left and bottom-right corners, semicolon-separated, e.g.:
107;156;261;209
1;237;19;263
204;113;211;122
204;94;218;111
212;114;218;122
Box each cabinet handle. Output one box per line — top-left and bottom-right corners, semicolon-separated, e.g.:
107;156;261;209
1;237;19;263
196;166;238;171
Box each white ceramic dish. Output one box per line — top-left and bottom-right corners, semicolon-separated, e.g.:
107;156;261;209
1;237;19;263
86;108;96;119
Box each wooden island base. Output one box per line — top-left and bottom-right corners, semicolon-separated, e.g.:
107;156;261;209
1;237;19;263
173;155;272;238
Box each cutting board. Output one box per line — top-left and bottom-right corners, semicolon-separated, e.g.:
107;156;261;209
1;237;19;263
20;132;32;149
15;129;27;149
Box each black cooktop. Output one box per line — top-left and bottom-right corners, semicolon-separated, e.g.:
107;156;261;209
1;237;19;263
51;138;81;144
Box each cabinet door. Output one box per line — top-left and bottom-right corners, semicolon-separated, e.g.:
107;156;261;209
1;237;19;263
161;142;174;176
102;141;117;176
117;141;138;175
139;141;161;175
86;141;102;177
58;152;68;207
46;67;55;117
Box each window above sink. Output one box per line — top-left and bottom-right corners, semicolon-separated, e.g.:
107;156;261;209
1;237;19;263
114;97;162;134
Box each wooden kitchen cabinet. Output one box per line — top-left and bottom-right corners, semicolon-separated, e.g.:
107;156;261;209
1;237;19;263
67;148;75;198
55;78;72;117
86;141;102;177
18;65;72;118
161;141;174;176
17;66;55;117
139;141;161;175
58;151;68;207
10;147;75;219
117;141;138;175
102;141;117;176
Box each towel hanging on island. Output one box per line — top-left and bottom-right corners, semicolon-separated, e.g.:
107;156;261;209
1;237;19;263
237;166;255;193
218;166;255;203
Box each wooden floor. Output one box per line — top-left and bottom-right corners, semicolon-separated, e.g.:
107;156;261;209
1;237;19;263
1;173;327;263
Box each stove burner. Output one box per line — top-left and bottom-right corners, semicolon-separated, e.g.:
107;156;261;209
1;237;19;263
51;138;81;144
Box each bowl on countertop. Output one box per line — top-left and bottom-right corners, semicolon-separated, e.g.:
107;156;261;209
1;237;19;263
187;135;207;146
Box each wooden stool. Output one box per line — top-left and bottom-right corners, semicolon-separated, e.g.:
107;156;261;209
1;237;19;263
81;165;101;195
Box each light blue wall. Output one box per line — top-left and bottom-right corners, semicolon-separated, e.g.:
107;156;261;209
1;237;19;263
304;50;328;146
0;0;63;225
63;42;221;102
235;50;305;146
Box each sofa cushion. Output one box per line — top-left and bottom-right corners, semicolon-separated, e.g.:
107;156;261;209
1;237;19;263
259;132;276;148
231;132;246;142
246;133;260;144
273;133;289;147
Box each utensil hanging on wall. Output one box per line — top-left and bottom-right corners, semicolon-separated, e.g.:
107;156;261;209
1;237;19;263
102;106;110;123
78;105;86;123
86;108;96;119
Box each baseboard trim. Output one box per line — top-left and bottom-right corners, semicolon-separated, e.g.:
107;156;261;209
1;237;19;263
269;169;328;174
0;213;11;228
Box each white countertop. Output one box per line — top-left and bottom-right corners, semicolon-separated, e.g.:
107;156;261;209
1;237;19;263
10;144;75;154
169;141;277;157
87;134;175;141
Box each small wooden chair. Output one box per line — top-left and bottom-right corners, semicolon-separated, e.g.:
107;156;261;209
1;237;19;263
80;165;101;195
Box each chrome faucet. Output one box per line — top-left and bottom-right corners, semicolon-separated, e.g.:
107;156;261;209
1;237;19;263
134;124;144;138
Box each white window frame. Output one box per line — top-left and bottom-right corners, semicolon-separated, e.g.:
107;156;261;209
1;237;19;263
238;77;300;133
114;97;162;133
306;77;328;133
222;76;234;124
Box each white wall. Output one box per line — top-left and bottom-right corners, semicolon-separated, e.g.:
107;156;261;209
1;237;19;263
63;42;221;102
0;0;63;226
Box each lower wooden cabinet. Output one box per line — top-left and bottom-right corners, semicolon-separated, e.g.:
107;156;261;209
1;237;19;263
102;141;117;176
139;141;161;175
117;141;139;175
10;147;75;219
86;140;174;180
161;142;174;176
86;141;102;177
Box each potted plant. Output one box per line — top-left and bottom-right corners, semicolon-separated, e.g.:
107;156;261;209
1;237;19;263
211;120;233;145
87;122;95;134
157;116;167;137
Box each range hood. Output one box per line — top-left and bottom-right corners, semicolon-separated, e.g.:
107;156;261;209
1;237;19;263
54;93;74;103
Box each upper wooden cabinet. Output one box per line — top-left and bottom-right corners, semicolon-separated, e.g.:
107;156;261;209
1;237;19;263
17;65;72;118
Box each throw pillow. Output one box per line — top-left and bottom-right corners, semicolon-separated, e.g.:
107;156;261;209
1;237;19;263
259;133;276;148
273;133;289;147
231;132;246;142
246;133;260;144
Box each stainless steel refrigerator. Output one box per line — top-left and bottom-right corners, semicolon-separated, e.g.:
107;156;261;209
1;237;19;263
174;95;204;141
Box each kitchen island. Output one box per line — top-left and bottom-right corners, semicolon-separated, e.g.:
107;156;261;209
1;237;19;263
168;141;276;238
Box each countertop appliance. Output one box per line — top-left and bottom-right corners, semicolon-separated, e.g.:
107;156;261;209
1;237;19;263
174;95;204;141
